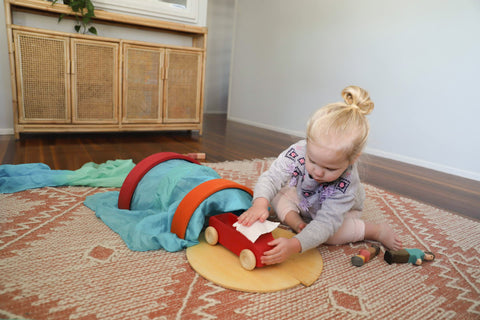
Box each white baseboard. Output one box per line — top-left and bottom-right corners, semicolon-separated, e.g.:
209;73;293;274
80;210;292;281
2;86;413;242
227;116;480;182
227;116;305;138
364;147;480;182
0;128;14;135
204;110;228;115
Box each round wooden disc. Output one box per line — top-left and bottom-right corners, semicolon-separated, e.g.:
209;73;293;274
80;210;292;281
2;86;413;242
186;228;323;293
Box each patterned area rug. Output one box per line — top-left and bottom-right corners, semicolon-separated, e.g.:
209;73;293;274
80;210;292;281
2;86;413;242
1;158;479;319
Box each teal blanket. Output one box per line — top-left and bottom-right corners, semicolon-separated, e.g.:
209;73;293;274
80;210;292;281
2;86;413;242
0;159;252;252
84;160;252;252
0;160;135;193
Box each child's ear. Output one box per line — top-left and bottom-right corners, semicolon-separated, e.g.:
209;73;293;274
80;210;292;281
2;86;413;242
350;152;362;165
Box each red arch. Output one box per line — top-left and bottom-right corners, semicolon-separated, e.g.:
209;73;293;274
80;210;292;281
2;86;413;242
118;152;200;210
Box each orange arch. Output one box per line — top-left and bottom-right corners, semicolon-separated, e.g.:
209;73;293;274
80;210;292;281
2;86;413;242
171;179;253;239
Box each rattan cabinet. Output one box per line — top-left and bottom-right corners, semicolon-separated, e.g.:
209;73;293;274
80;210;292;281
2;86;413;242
122;45;202;125
72;39;119;124
164;50;203;124
5;0;207;138
122;44;164;124
13;30;119;125
13;31;70;124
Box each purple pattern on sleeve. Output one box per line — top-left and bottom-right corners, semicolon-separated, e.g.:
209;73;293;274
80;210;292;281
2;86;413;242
335;178;350;193
299;198;310;211
284;147;305;187
289;178;297;187
319;184;336;203
285;148;299;161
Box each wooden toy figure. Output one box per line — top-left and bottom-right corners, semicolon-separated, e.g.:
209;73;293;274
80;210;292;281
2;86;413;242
351;245;380;267
384;248;435;266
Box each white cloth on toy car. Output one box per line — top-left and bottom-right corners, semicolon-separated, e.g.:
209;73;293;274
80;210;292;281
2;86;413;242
233;220;280;243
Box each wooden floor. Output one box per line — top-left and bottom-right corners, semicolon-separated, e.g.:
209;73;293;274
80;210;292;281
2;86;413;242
1;114;479;221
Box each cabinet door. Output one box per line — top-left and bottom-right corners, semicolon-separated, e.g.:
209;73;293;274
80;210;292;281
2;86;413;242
13;31;70;123
71;39;119;123
122;44;164;123
164;50;202;123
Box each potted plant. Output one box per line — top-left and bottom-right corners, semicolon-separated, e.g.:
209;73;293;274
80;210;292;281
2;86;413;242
52;0;97;35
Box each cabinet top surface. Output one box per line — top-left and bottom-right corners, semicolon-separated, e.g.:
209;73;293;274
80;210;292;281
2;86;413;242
7;0;208;35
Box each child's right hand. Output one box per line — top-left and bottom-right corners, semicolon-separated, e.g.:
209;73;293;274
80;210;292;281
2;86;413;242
237;197;270;226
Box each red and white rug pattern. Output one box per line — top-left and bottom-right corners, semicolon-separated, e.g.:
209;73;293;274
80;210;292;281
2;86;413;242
0;158;479;319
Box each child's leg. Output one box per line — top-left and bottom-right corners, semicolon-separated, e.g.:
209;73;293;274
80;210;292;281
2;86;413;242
271;187;306;233
326;211;365;245
326;211;402;250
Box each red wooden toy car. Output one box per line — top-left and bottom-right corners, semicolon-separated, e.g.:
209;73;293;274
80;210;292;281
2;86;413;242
205;212;275;270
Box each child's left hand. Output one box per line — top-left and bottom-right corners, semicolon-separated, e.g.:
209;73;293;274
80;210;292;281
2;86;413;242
261;237;301;265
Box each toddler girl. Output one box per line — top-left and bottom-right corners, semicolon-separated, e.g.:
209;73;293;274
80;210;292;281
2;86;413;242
238;86;402;265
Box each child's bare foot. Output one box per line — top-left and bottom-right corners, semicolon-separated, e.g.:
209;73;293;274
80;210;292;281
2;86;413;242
365;222;402;250
284;211;306;234
378;223;402;250
295;222;307;233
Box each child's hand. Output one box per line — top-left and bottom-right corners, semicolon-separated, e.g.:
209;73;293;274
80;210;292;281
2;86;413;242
237;198;269;226
261;237;301;265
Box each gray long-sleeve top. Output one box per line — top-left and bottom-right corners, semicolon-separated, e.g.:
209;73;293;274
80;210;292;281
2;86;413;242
253;140;365;252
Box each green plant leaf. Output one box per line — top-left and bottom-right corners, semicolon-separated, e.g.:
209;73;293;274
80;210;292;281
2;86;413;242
86;1;95;16
88;26;97;35
70;0;81;12
55;0;97;35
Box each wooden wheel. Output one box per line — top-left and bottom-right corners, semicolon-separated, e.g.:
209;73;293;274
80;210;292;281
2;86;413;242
205;226;218;245
239;249;256;271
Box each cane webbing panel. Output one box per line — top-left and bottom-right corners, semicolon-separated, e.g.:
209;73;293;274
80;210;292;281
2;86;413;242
73;40;118;122
124;46;163;122
165;51;201;123
15;32;68;122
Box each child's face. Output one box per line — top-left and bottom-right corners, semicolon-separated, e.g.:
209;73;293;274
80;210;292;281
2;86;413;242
305;139;351;184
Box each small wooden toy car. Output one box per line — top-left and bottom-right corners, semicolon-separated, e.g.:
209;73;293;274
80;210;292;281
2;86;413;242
205;212;274;270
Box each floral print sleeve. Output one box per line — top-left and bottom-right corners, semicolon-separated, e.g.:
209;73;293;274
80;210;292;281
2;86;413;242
252;140;306;202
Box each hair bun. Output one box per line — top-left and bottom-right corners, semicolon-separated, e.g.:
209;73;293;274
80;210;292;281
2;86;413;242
342;86;374;115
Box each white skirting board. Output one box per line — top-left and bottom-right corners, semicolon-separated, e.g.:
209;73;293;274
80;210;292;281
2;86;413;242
0;128;14;135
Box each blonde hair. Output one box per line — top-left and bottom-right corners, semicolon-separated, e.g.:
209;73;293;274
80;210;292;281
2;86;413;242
306;86;374;162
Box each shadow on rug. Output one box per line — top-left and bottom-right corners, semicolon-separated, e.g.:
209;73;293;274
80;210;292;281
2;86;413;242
1;158;479;319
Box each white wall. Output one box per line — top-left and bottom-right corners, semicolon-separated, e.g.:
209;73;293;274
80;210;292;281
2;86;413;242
204;0;235;113
228;0;480;181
